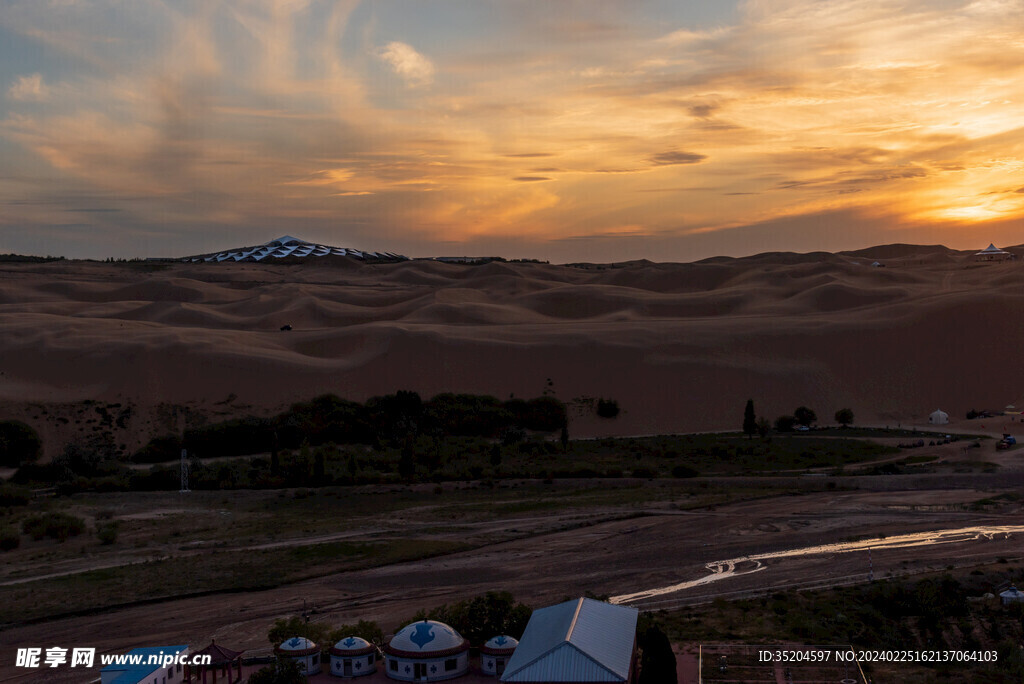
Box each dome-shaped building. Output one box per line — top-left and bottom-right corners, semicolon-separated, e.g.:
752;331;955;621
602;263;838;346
275;637;322;675
480;635;518;677
1000;586;1024;605
384;619;469;681
329;636;377;678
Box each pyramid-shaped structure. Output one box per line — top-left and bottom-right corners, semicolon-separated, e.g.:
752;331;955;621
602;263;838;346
180;236;407;263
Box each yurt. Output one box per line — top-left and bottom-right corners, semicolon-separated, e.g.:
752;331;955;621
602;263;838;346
385;619;469;681
928;409;949;425
480;635;518;677
1000;586;1024;605
975;244;1011;261
329;636;377;678
275;637;321;675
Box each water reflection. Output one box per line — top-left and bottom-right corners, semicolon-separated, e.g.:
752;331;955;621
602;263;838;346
610;525;1024;605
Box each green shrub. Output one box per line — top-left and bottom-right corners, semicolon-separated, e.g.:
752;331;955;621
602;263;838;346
395;592;531;646
97;521;119;545
21;512;86;542
328;620;385;647
0;527;19;551
248;658;305;684
0;483;31;507
131;435;181;463
774;415;796;432
596;398;620;419
0;421;42;467
268;616;333;647
671;465;699;478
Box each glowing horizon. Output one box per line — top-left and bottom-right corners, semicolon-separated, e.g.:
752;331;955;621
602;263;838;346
1;0;1023;261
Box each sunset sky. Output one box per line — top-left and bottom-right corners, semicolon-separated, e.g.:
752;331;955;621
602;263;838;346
2;0;1023;261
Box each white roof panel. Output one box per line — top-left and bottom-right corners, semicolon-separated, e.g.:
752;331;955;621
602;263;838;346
500;598;637;683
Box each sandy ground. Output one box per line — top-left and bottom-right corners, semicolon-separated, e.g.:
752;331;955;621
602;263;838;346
4;246;1024;457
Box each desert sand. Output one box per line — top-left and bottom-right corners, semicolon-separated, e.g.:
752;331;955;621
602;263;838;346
3;244;1024;683
2;244;1023;457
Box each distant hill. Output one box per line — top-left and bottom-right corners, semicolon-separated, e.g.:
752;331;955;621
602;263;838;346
0;253;65;263
838;243;957;259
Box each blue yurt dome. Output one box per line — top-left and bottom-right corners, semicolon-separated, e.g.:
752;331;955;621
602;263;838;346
330;636;376;655
481;635;518;654
386;620;468;657
275;637;318;655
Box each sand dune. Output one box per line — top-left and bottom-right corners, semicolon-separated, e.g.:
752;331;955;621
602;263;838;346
2;246;1023;456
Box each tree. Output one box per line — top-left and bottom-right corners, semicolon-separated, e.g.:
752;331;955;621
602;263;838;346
271;429;280;475
313;448;325;481
774;415;796;432
834;408;854;428
395;592;532;646
328;620;385;648
398;436;415;481
0;421;42;468
248;658;305;684
54;432;121;478
560;424;569;452
756;417;771;439
794;406;817;427
638;623;677;684
743;399;756;438
596;398;620;419
21;512;85;542
268;616;333;647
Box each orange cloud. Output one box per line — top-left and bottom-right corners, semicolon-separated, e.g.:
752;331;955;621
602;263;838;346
2;0;1024;259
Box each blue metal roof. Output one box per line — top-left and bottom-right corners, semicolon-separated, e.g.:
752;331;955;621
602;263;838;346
500;598;637;682
101;645;188;683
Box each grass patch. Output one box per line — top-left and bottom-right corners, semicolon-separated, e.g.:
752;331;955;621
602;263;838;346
21;430;902;494
809;427;985;439
660;564;1024;683
565;434;896;475
0;538;466;624
902;454;940;465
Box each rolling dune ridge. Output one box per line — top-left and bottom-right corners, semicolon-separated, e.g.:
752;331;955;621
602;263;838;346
2;245;1023;456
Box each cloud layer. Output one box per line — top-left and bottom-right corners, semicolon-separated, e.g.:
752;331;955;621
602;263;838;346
1;0;1023;260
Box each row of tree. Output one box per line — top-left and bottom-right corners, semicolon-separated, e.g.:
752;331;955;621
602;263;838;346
133;392;568;462
743;400;854;437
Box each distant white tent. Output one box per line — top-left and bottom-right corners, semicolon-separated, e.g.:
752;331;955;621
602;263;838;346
975;244;1011;261
929;409;949;425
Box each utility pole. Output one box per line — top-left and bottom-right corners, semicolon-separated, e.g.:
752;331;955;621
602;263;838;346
180;448;190;493
178;407;190;493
